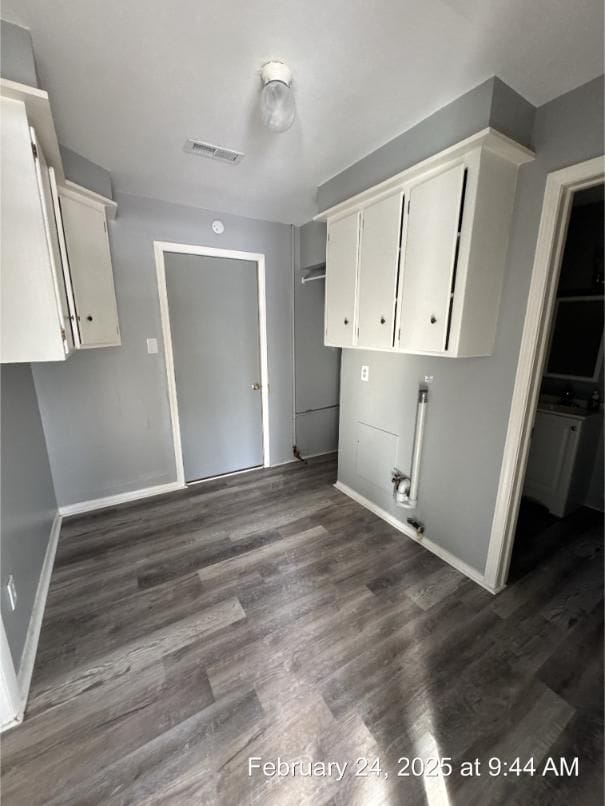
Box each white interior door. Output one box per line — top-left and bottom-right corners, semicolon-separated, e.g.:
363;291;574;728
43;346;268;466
325;212;360;347
59;195;121;348
398;163;466;353
357;192;403;349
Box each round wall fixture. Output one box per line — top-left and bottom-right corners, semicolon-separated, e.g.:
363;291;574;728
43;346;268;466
260;61;295;133
212;219;225;234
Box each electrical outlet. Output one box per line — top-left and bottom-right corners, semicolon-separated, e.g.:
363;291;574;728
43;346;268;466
146;338;158;354
361;365;369;382
424;375;434;384
6;575;17;611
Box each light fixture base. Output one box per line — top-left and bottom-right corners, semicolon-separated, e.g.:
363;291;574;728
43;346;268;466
261;61;292;87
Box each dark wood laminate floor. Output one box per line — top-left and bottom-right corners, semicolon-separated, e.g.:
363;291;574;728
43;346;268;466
2;455;603;805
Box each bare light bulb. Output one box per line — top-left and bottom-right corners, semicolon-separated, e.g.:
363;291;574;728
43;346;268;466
260;62;295;133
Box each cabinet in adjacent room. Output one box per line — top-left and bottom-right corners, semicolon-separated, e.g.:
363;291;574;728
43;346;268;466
524;408;602;517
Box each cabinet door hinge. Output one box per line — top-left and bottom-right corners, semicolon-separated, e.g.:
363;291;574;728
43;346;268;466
407;199;411;214
103;220;107;233
61;327;66;342
31;141;38;160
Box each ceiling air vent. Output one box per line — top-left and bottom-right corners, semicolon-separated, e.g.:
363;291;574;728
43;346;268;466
184;139;244;165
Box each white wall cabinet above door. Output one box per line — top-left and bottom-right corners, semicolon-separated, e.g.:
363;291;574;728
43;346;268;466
357;192;404;349
316;128;534;358
324;211;360;347
56;190;121;348
0;97;71;363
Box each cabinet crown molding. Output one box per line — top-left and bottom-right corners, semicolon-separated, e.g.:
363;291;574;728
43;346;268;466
60;180;118;220
315;127;534;222
0;78;64;183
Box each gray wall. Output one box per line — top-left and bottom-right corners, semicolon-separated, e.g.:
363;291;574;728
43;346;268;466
0;19;38;87
1;366;57;670
490;77;536;148
0;18;58;674
317;77;534;214
294;221;340;456
324;76;603;574
59;145;113;200
33;192;294;506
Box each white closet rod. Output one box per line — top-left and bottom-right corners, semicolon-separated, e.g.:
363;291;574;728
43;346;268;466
301;273;326;284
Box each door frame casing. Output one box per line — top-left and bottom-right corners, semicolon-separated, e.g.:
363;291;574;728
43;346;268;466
154;241;270;485
484;155;604;591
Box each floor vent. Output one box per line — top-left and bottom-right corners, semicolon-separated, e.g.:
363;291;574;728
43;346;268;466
184;139;244;165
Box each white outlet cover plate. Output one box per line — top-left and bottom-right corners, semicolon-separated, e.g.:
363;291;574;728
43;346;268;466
147;338;158;354
361;365;369;382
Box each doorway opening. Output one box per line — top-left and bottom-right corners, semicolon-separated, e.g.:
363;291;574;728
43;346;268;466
485;156;604;591
509;184;603;581
154;242;270;485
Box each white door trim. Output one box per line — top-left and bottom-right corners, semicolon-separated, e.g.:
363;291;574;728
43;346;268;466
0;617;21;731
154;241;271;485
484;155;604;591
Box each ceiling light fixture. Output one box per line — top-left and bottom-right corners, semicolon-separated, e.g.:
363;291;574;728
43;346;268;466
259;61;296;133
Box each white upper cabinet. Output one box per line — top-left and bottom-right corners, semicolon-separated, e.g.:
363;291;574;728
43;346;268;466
324;211;360;347
398;164;465;353
317;128;534;357
357;192;404;349
56;191;121;348
1;97;71;362
1;80;121;363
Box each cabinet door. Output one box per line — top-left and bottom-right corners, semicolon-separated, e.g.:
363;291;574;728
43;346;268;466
49;168;80;347
398;163;466;353
59;194;121;348
325;212;360;347
31;127;74;355
357;193;403;349
1;99;68;363
524;413;579;516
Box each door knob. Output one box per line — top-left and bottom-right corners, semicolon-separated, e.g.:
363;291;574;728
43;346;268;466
87;315;93;322
344;317;349;325
251;383;261;391
430;315;437;324
380;316;386;324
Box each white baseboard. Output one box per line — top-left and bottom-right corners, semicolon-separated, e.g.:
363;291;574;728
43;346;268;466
59;481;185;517
334;481;501;595
301;449;338;460
2;511;63;730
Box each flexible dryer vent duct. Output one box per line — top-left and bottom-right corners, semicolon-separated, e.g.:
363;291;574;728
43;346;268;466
393;387;428;509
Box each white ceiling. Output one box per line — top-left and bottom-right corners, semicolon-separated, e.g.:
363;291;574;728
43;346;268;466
3;0;603;224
